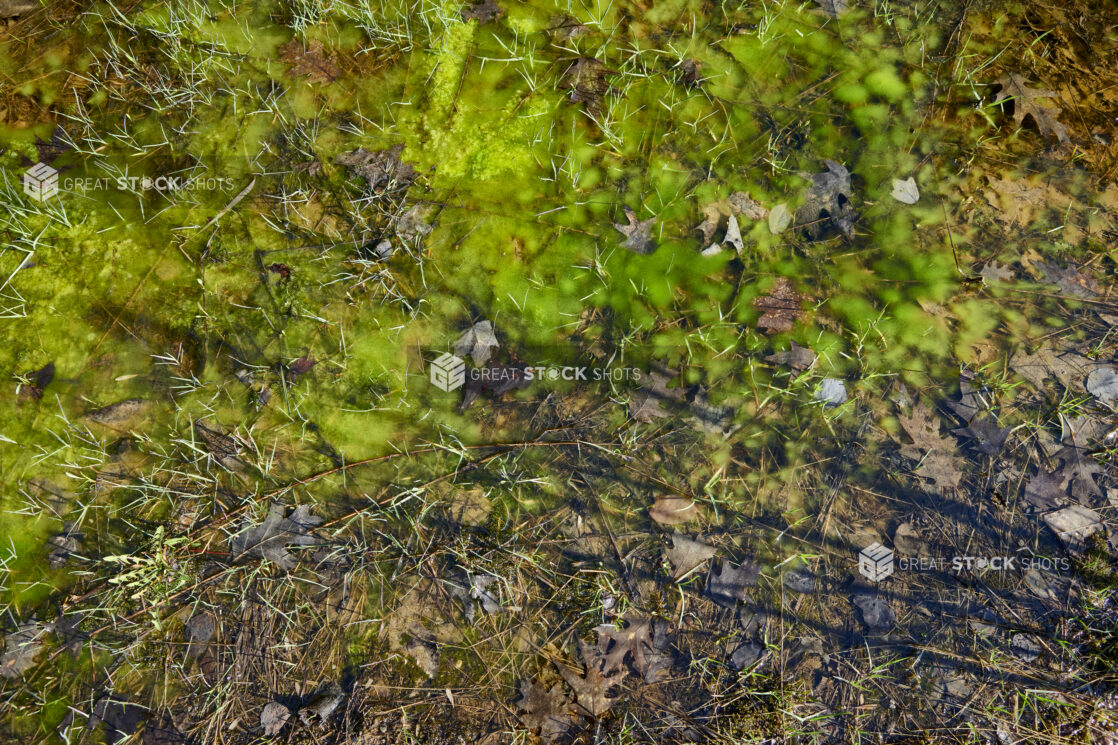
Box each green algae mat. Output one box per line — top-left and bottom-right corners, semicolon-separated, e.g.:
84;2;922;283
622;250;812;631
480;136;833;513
2;0;1118;742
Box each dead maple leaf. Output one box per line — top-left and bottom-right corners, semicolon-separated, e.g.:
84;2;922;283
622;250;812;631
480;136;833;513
516;679;576;743
556;639;625;718
279;39;340;84
1024;467;1067;511
612;206;657;254
993;73;1069;144
752;277;807;333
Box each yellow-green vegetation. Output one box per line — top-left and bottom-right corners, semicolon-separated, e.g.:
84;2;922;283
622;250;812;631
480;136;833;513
1;0;1117;741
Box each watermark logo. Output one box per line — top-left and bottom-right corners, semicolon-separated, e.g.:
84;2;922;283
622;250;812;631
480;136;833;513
430;353;466;392
859;542;895;582
23;163;59;201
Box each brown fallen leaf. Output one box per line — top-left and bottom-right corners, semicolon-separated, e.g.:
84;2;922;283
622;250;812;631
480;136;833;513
752;277;807;333
560;57;620;112
993;73;1069;144
629;367;685;422
461;0;502;23
555;639;624;718
896;401;963;493
796;160;856;239
335;145;416;193
516;679;576;743
650;497;699;525
279;38;340;84
666;532;717;580
612;206;657;254
84;398;148;425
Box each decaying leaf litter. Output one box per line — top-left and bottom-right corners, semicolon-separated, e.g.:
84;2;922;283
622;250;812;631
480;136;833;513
2;0;1118;743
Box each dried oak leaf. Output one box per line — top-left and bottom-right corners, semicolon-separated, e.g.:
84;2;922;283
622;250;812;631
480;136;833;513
993;73;1069;144
896;401;962;492
980;261;1014;284
230;503;322;570
667;532;717;580
334;145;416;192
595;615;654;675
612;206;657;254
556;639;625;718
461;0;502;23
796;160;856;239
752;277;807;333
516;679;576;743
279;38;340;83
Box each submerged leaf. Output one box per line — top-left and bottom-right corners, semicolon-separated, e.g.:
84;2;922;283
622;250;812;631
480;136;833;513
516;679;576;743
752;277;807;333
230;503;323;570
556;639;625;718
667;532;717;580
796;160;856;239
0;622;44;678
993;73;1069;144
650;497;699;525
891;177;920;204
453;320;500;365
768;203;791;234
612;206;657;254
